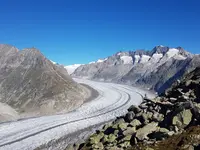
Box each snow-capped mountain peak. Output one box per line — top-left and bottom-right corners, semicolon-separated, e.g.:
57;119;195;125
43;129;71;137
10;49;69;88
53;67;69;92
72;45;198;94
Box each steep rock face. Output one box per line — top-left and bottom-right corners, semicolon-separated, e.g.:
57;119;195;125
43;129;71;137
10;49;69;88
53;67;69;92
0;44;87;119
72;46;199;93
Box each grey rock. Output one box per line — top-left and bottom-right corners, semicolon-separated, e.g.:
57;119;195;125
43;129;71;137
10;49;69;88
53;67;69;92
172;109;192;128
123;127;136;136
0;44;87;121
128;105;141;114
136;122;158;140
125;111;135;122
130;119;142;127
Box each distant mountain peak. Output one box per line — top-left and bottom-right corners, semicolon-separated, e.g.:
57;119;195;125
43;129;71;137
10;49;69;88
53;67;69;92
72;45;199;94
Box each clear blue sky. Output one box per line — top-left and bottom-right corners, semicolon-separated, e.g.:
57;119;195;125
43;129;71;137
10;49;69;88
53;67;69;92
0;0;199;65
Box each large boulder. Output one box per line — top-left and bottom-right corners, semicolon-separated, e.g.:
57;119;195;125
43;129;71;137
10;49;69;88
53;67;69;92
130;119;142;127
128;105;141;114
172;109;192;128
136;122;158;140
125;111;135;122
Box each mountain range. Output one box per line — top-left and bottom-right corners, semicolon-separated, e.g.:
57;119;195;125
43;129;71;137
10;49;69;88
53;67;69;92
71;45;200;94
0;44;89;122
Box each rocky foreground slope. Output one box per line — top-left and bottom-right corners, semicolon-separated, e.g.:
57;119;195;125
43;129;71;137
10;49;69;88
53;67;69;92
0;44;89;122
72;46;200;94
68;67;200;150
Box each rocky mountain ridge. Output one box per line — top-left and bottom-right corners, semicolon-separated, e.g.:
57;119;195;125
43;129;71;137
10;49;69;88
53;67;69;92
0;44;89;122
72;46;200;94
71;67;200;150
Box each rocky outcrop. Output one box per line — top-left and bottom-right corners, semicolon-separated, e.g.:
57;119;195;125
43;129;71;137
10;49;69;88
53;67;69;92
0;44;88;121
72;46;200;94
71;67;200;150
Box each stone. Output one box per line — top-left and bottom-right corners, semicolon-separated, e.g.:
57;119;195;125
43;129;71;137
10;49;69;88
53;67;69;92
146;112;154;119
103;124;110;130
112;123;119;129
174;126;179;132
182;109;193;126
93;142;104;150
123;127;136;136
170;97;177;102
107;134;117;143
185;80;192;87
114;129;119;135
168;131;175;136
130;119;142;127
128;105;141;114
125;111;135;122
139;103;148;109
122;135;132;141
172;109;192;128
153;112;164;122
118;122;128;131
159;128;170;133
135;114;148;125
102;135;109;143
135;112;143;118
89;132;104;144
115;118;125;124
136;122;158;140
172;116;183;127
119;141;130;149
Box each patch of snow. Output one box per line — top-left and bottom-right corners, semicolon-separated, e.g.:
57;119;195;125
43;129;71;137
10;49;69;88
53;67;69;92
117;52;122;56
166;48;179;58
120;56;133;64
97;58;108;63
134;55;140;63
50;60;57;64
89;61;95;64
97;59;103;63
140;55;150;63
174;54;187;60
64;64;82;75
151;53;163;62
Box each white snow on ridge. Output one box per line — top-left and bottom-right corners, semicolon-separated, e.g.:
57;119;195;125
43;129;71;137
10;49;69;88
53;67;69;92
174;55;187;60
166;48;179;58
151;53;163;62
120;56;133;64
50;60;57;64
97;58;108;63
140;55;151;63
89;61;95;64
64;64;82;75
134;55;140;63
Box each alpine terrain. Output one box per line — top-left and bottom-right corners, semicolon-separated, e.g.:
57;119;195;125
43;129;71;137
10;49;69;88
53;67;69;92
0;44;89;122
73;67;200;150
72;46;200;94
